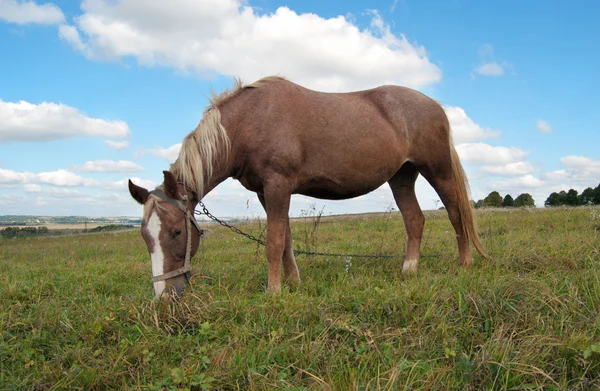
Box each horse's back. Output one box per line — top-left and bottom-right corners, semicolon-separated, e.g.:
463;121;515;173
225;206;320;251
222;78;452;197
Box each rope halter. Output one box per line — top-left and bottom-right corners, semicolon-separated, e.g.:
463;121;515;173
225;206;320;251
147;188;202;283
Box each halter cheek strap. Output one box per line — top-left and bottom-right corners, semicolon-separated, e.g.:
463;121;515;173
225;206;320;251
148;189;202;283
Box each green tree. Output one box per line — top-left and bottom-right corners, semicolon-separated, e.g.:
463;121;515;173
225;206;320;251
579;187;594;205
545;192;564;207
483;191;503;207
565;189;580;206
474;199;484;209
514;193;535;207
502;194;514;207
593;183;600;205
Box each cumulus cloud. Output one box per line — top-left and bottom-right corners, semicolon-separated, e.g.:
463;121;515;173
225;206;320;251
0;168;34;184
444;106;499;143
473;44;511;78
23;183;42;192
543;155;600;182
74;160;143;173
0;0;64;25
137;143;181;163
105;140;129;150
59;0;441;91
456;143;529;165
110;177;155;190
488;174;546;190
474;62;505;77
536;119;552;134
58;24;91;55
37;169;100;186
24;186;82;197
479;161;536;176
0;168;99;186
0;99;130;143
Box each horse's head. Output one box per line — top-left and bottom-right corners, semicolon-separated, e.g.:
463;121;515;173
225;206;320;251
128;171;201;299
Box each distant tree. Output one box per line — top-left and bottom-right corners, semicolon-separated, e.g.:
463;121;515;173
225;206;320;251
545;192;564;207
579;187;595;205
564;189;580;206
502;194;514;207
483;191;503;207
474;199;484;209
514;193;535;207
593;183;600;205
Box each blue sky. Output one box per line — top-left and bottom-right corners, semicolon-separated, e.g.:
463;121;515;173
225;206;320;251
1;0;599;218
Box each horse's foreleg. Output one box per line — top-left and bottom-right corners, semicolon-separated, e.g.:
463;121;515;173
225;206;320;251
262;183;292;293
257;193;300;285
388;163;424;274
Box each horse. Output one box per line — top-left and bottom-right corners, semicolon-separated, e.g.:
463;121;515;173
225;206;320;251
128;76;487;299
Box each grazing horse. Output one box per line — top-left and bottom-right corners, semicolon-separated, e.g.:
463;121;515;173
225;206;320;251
128;76;487;298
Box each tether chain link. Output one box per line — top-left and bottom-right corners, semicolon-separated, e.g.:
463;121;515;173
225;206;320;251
196;201;396;259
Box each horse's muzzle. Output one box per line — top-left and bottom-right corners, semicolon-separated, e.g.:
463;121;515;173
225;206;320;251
157;274;187;299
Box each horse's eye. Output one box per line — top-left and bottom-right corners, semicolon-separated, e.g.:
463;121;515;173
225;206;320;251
172;229;182;239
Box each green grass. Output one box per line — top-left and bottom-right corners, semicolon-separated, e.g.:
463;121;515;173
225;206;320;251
1;207;600;390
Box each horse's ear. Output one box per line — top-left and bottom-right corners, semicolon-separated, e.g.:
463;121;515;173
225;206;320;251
128;179;149;205
163;170;182;200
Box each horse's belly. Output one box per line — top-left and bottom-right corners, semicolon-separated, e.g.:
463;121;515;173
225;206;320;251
295;178;384;200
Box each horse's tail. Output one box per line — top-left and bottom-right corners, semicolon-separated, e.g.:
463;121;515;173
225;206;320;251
449;141;489;260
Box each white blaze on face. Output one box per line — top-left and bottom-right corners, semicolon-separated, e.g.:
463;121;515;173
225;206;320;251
147;211;166;298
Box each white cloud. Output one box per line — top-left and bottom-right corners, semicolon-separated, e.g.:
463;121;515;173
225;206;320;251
0;0;64;25
58;24;91;55
138;143;181;163
37;169;100;187
456;143;529;165
488;174;545;190
560;155;600;168
474;62;505;77
479;161;536;176
60;0;441;91
543;155;600;182
23;183;42;192
473;44;511;78
105;140;129;150
444;106;499;143
22;183;80;196
110;177;155;190
0;99;130;143
0;168;99;187
536;119;552;134
74;160;143;173
0;168;34;184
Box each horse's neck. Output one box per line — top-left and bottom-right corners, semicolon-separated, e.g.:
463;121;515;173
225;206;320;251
201;153;233;198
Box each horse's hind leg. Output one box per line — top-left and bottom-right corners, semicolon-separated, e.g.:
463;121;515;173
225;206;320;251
419;167;473;267
388;162;425;274
257;193;300;285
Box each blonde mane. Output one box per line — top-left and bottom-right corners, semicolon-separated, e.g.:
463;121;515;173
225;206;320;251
170;76;285;198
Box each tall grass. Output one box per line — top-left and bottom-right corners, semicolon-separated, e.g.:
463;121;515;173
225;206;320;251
1;207;599;390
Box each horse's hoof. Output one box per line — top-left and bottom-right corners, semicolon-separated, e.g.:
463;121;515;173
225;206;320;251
402;259;418;274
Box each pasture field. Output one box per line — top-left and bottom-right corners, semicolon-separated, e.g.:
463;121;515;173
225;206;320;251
1;207;600;390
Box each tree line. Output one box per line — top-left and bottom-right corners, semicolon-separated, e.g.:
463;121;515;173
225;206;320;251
0;224;135;239
544;184;600;206
473;183;600;209
474;191;535;208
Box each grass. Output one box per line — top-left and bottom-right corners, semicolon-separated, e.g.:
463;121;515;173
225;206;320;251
1;206;600;390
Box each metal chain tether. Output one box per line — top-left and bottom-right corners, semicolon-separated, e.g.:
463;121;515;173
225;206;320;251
196;201;407;259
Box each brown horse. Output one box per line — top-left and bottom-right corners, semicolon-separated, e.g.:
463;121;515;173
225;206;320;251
129;76;487;298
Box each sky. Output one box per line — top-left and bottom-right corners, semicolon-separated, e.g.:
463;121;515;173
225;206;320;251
0;0;599;218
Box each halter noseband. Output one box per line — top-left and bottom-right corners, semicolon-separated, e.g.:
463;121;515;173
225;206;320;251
147;188;202;283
